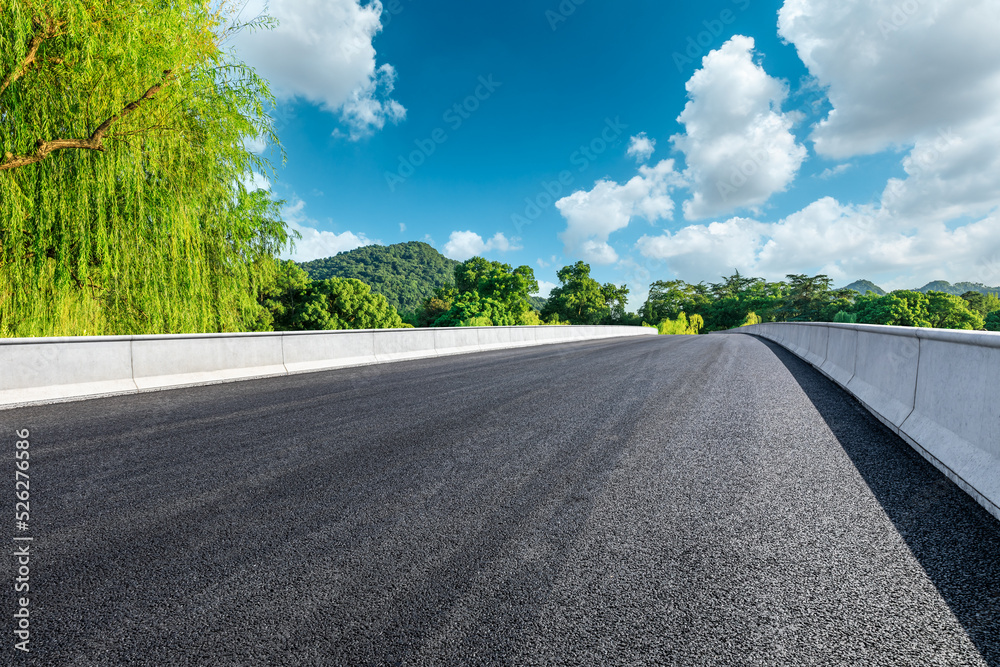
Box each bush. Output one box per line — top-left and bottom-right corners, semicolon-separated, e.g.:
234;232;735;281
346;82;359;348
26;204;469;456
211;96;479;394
657;312;702;335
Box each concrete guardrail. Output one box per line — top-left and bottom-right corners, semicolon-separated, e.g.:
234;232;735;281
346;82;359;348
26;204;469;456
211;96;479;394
0;325;655;410
732;322;1000;522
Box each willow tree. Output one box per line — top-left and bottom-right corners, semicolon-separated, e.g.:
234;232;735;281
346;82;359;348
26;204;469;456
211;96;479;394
0;1;290;336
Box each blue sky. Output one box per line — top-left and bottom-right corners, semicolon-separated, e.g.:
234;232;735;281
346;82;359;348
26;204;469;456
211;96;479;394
233;0;1000;308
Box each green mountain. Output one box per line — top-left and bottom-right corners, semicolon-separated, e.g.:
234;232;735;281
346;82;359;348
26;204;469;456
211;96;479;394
299;242;460;314
914;281;1000;296
842;279;886;296
299;242;550;314
841;279;1000;297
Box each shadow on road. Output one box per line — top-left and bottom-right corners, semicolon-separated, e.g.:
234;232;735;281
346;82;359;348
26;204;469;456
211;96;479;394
758;338;1000;666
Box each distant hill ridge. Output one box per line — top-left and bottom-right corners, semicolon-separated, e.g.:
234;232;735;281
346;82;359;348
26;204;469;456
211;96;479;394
842;280;885;296
841;279;1000;296
298;241;547;314
299;242;460;314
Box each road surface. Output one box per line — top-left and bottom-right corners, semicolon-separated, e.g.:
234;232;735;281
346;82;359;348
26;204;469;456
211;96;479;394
3;334;998;665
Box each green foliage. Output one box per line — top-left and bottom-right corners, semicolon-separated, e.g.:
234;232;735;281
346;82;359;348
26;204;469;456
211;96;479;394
775;274;854;322
266;272;405;331
429;257;537;327
518;309;542;326
854;291;930;327
925;291;984;330
601;282;631;324
639;271;993;333
1;1;290;336
542;261;606;324
542;261;630;325
261;260;312;329
986;311;1000;332
298;242;460;315
643;280;711;323
849;290;981;329
656;312;702;335
413;286;456;328
960;291;1000;318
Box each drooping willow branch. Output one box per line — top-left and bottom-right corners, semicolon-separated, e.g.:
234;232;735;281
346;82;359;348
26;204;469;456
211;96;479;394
0;69;174;172
0;18;63;97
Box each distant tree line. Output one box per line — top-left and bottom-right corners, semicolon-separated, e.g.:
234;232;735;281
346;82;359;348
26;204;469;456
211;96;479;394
264;255;1000;335
641;272;1000;333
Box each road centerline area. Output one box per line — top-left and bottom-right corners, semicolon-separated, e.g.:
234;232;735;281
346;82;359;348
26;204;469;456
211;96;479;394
3;335;998;665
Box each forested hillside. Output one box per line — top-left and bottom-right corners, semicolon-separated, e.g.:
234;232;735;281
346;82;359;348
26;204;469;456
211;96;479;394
842;279;1000;296
299;242;460;314
915;281;1000;296
842;280;886;296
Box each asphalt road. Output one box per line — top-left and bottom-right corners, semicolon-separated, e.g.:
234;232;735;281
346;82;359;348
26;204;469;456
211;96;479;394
2;334;999;666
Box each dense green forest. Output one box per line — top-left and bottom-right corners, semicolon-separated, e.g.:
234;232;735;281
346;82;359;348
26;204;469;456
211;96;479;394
642;273;1000;333
0;1;289;337
290;241;1000;334
267;261;1000;334
299;242;460;315
262;261;406;331
409;257;543;327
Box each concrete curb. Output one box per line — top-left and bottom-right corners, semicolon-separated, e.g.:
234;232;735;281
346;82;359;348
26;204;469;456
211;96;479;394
727;322;1000;522
0;325;656;411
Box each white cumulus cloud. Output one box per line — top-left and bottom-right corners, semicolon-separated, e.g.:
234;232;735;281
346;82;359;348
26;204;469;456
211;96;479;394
671;36;807;220
556;159;682;265
778;0;1000;223
636;217;766;282
636;197;1000;288
443;231;521;261
232;0;406;140
534;280;558;298
281;197;377;262
627;133;656;163
778;0;1000;158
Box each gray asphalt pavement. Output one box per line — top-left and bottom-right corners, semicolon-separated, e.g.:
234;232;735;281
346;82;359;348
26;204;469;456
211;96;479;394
2;334;998;665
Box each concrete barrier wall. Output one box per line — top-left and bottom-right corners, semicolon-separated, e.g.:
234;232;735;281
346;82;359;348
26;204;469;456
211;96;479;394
282;331;376;374
0;336;136;406
372;328;439;363
730;322;1000;522
820;326;857;388
131;333;286;391
0;325;655;410
847;327;920;431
